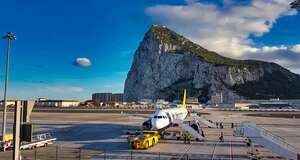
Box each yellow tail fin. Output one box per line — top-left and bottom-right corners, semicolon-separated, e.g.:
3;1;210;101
183;88;187;108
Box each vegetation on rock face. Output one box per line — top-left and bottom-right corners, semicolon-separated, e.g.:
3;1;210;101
150;25;264;67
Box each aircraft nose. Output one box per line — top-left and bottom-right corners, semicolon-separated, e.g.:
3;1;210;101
151;119;160;129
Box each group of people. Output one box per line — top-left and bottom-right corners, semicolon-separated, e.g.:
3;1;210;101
181;121;261;159
215;121;225;142
245;138;261;159
215;122;224;129
182;128;206;144
182;131;192;144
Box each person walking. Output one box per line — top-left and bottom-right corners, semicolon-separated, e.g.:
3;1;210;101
187;133;192;144
201;129;205;137
219;132;224;142
183;132;188;144
245;138;252;147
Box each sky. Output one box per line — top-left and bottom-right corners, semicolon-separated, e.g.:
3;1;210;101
0;0;299;100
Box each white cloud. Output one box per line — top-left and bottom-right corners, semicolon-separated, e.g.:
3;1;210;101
256;45;288;53
146;0;300;72
246;45;300;71
146;0;296;58
75;57;92;67
291;44;300;53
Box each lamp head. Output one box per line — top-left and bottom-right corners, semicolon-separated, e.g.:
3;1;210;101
2;32;16;40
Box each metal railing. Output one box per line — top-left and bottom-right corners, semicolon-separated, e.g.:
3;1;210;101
14;145;194;160
259;125;300;153
241;122;300;159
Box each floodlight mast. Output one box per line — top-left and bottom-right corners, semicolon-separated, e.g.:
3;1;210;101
1;32;16;150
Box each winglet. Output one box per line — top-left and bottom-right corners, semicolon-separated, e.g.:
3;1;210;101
183;88;187;108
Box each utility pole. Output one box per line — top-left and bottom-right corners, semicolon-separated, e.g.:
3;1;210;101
12;101;21;160
1;32;16;147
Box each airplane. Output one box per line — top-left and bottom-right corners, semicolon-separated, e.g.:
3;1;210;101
142;89;188;130
141;89;216;141
152;89;188;130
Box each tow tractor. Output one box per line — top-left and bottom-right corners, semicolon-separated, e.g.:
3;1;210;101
128;130;159;149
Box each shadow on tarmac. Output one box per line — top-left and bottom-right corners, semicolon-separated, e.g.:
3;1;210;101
33;123;140;150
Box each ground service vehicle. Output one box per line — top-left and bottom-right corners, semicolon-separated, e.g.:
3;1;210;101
1;133;56;151
128;131;159;149
21;133;56;150
0;133;13;151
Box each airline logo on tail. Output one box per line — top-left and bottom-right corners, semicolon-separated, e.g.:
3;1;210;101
183;88;187;108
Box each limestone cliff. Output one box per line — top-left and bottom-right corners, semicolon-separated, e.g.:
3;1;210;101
124;25;300;102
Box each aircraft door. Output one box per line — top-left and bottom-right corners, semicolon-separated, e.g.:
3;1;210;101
166;113;172;123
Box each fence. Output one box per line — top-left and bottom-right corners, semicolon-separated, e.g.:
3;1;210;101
14;145;196;160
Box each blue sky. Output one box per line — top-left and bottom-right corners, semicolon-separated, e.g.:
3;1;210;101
0;0;299;100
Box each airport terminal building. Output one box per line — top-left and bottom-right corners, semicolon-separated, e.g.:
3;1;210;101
35;99;80;107
92;93;124;104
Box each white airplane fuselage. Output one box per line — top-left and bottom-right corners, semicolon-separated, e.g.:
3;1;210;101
150;107;188;130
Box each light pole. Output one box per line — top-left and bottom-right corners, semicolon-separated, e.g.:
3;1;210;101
1;32;16;146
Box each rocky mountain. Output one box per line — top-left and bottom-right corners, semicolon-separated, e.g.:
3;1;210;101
124;25;300;103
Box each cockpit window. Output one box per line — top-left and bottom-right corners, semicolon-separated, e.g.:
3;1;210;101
154;115;169;119
153;116;164;119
